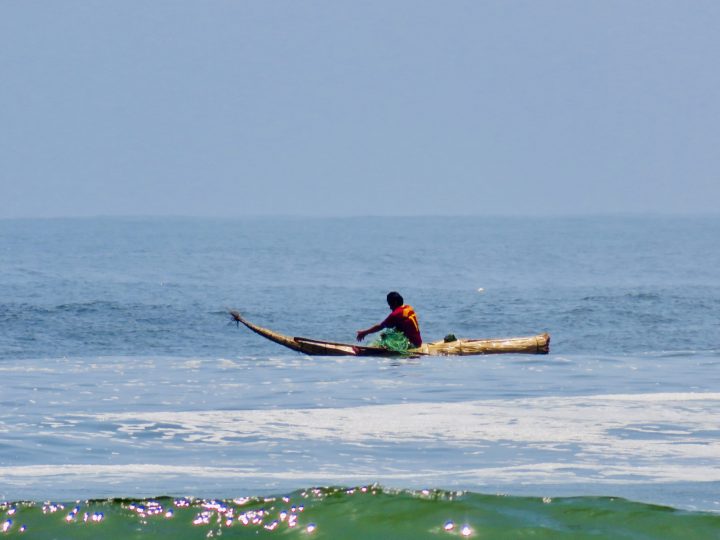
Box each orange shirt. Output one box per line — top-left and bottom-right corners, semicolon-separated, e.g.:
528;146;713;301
381;304;422;347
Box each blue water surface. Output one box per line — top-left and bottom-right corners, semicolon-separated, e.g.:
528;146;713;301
0;216;718;511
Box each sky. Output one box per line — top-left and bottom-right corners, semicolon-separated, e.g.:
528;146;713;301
1;1;719;218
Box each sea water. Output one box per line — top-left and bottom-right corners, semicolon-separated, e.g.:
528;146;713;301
0;216;719;538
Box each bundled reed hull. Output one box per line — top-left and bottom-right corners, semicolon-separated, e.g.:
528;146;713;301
230;310;550;357
415;334;550;355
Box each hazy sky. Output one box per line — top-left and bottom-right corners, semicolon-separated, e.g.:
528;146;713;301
1;1;718;218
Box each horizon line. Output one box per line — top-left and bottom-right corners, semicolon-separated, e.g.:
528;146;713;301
1;211;720;222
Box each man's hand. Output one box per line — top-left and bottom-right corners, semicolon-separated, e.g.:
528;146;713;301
356;330;367;342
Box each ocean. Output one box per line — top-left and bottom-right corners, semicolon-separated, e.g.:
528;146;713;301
1;216;719;538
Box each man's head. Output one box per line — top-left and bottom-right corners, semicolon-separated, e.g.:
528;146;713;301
386;291;404;309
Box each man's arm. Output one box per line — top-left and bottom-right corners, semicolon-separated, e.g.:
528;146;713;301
356;323;384;342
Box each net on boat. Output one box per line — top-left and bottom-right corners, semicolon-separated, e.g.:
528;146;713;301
372;328;412;353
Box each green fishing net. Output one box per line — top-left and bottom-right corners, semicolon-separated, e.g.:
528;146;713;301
371;328;412;353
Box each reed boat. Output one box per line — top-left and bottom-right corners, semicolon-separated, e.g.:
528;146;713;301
230;310;550;357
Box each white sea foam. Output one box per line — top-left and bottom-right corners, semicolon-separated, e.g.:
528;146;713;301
76;392;720;449
1;461;718;486
5;392;713;490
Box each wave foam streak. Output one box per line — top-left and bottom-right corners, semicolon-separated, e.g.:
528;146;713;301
2;392;719;504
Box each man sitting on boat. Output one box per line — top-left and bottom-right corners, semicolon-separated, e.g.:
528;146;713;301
356;292;422;352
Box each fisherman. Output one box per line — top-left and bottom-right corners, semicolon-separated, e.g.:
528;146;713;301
356;291;422;350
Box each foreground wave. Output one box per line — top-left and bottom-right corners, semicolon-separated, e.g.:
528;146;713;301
2;487;719;539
